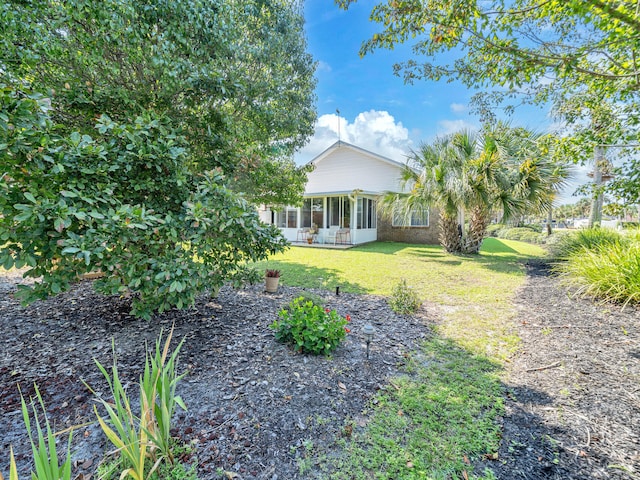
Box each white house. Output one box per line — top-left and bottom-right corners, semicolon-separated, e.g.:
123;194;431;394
261;141;439;246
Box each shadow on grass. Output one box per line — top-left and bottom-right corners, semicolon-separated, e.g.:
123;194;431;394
260;260;370;294
329;333;560;479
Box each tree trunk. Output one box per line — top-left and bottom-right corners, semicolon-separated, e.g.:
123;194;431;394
463;205;489;254
439;211;462;253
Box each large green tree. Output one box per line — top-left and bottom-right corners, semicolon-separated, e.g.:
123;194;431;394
338;0;639;114
338;0;640;200
2;0;316;203
0;0;317;317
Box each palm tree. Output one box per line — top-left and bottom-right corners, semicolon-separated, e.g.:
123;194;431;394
382;133;473;253
384;125;571;254
461;126;566;252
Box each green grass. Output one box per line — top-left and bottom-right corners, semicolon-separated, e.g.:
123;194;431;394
255;238;546;479
259;238;546;361
331;339;503;480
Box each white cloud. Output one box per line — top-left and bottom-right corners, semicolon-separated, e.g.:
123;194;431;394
295;110;413;164
316;60;332;73
450;102;467;113
436;119;477;136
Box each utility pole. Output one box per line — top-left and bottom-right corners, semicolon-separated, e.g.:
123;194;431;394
588;145;605;227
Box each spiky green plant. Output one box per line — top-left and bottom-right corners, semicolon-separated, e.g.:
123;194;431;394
21;385;73;480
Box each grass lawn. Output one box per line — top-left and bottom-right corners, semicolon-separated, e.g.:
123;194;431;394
255;238;547;479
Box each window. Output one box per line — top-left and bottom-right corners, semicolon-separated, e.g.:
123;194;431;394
274;207;299;228
327;196;350;228
392;208;429;227
301;198;324;228
287;209;297;228
301;199;312;228
356;198;376;229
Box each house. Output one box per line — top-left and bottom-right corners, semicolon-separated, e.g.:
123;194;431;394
261;141;439;245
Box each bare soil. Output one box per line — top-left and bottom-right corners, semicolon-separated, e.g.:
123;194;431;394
1;262;639;479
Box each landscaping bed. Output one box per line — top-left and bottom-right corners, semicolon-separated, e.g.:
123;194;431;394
474;261;640;479
0;273;432;479
1;263;638;479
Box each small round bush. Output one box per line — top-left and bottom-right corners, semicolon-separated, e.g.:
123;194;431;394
389;279;421;315
271;297;350;355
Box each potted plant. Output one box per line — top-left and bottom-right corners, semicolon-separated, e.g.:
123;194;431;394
265;269;281;293
307;224;317;244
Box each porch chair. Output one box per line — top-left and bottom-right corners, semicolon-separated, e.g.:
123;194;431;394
325;225;340;245
296;227;310;243
336;228;351;244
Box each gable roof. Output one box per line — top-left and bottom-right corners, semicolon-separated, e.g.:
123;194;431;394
308;141;408;170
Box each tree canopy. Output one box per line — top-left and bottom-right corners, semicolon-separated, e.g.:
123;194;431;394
338;0;639;114
338;0;640;204
2;0;316;203
0;0;317;317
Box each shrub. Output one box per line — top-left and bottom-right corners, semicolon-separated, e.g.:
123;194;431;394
554;240;640;307
550;227;624;259
389;279;421;315
285;292;325;309
270;297;350;355
485;224;505;237
496;227;545;244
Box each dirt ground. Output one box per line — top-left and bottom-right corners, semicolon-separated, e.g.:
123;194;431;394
1;262;639;479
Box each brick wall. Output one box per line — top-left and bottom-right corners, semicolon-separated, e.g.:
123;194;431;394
376;208;440;245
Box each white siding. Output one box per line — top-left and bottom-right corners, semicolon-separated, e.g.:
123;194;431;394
306;148;404;195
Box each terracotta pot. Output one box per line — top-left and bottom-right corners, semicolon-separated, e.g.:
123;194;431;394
307;237;313;244
265;276;280;293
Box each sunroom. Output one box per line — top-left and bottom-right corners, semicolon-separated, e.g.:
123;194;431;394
271;192;378;245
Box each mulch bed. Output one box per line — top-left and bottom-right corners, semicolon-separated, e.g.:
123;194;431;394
1;263;639;479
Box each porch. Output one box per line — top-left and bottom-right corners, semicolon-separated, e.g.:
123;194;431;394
290;240;355;250
263;192;378;246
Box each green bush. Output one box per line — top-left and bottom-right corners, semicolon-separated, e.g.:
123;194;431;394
550;227;624;259
287;292;326;309
270;297;350;355
485;224;505;237
388;279;421;315
555;240;640;307
0;85;288;319
496;227;545;244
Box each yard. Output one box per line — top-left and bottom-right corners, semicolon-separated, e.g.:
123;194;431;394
1;239;638;479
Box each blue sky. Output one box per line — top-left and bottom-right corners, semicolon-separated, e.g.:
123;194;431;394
297;1;587;203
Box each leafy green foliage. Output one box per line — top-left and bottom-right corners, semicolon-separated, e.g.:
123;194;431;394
338;0;640;205
388;279;421;315
550;227;624;259
0;0;315;317
555;238;640;307
271;297;350;355
496;227;546;245
90;330;187;480
0;85;287;318
2;0;316;198
338;0;639;117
